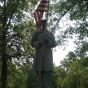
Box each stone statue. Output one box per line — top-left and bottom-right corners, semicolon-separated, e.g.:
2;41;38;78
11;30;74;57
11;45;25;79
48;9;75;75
31;20;56;88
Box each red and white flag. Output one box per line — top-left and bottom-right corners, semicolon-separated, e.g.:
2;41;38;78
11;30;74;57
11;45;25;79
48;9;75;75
34;0;49;30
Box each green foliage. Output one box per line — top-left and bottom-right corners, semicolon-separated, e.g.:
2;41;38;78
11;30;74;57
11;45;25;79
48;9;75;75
52;54;88;88
0;0;37;88
0;0;37;59
7;62;27;88
62;59;88;88
49;0;88;46
52;66;66;88
6;60;36;88
26;68;37;88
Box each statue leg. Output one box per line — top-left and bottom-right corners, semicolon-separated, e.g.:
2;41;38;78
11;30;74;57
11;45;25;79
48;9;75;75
44;71;52;88
37;72;44;88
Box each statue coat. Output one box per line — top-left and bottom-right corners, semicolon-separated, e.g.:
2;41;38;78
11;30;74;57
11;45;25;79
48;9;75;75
31;30;56;72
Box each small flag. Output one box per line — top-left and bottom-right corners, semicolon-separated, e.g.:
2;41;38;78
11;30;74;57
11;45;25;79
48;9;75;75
34;0;49;30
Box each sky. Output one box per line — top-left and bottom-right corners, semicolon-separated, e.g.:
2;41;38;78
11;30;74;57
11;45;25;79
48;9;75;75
53;39;75;66
52;13;76;66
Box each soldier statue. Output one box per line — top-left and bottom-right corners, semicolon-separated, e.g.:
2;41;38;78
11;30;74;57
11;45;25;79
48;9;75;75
31;20;56;88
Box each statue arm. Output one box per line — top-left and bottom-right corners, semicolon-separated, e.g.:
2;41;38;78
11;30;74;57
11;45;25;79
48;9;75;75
46;33;56;48
31;32;40;48
31;31;46;48
32;40;40;48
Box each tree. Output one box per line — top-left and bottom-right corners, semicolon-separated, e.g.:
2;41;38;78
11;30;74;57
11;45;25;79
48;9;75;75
52;66;66;88
0;0;37;88
49;0;88;56
58;51;88;88
6;58;35;88
48;0;88;87
62;59;88;88
60;51;76;72
26;67;37;88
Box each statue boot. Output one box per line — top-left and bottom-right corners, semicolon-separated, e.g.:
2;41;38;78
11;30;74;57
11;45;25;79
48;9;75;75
37;72;44;88
44;71;52;88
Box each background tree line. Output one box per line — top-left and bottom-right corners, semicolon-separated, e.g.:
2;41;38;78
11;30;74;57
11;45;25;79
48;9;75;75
0;0;88;88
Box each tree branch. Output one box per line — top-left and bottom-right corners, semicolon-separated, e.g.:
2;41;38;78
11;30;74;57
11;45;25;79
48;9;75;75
53;12;68;29
53;0;77;29
6;1;19;30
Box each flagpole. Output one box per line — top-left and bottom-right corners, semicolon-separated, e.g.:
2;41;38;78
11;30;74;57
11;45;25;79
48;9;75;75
45;0;50;30
36;0;50;88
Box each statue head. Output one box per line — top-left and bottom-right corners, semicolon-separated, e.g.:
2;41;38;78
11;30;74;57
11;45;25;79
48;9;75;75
40;19;47;31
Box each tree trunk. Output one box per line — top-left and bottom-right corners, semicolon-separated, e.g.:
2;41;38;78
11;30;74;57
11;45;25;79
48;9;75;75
1;58;7;88
1;29;7;88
